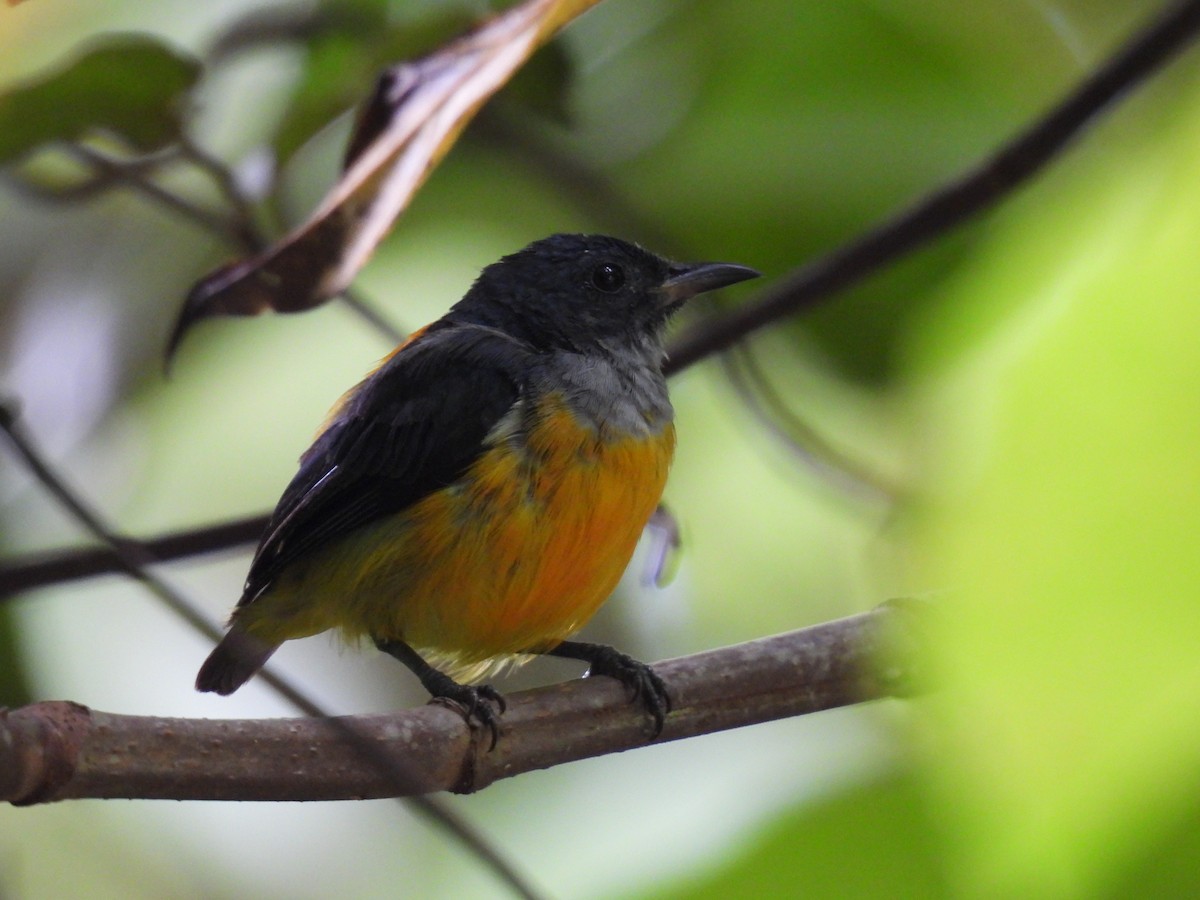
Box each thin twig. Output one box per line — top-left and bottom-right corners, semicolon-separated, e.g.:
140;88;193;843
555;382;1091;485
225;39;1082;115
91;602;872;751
186;138;410;345
5;148;174;203
341;286;407;344
44;138;408;346
177;134;409;342
62;143;237;237
0;400;542;900
0;401;223;644
1;608;904;803
0;514;270;597
719;345;901;504
178;133;265;252
665;0;1200;374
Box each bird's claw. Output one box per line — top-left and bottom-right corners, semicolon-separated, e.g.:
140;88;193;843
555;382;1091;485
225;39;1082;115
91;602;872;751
585;647;671;736
430;683;507;750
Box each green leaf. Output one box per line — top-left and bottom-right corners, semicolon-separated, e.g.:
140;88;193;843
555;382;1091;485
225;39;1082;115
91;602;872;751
905;68;1200;897
1107;798;1200;900
651;771;949;899
0;34;201;163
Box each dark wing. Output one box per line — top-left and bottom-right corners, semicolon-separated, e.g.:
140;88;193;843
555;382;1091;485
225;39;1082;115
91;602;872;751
238;324;529;605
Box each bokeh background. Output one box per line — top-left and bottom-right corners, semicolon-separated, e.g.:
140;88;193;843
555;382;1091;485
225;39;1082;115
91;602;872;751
2;0;1199;897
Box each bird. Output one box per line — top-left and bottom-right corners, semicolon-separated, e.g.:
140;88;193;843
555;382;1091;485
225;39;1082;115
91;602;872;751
195;233;759;743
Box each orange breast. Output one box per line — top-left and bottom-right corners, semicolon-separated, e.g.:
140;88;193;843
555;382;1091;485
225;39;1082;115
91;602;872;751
392;396;675;676
373;394;672;668
242;391;675;682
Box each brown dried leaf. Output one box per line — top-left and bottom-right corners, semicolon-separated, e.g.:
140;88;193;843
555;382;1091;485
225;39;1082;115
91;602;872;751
168;0;602;359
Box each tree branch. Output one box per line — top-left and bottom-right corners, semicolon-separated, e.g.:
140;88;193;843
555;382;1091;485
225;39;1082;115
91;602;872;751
662;0;1200;374
0;401;541;899
0;514;270;597
61;143;241;239
1;608;901;804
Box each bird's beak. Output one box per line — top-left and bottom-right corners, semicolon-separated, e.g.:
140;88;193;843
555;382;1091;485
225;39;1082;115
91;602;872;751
660;261;760;306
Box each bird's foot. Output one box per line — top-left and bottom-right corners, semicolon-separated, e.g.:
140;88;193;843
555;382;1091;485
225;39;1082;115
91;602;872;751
427;681;507;750
376;638;508;749
548;640;671;736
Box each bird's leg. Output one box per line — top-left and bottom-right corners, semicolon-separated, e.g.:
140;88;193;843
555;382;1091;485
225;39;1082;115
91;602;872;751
545;640;671;736
375;638;506;749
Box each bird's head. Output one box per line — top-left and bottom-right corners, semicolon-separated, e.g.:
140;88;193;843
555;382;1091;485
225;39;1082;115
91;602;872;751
451;234;759;356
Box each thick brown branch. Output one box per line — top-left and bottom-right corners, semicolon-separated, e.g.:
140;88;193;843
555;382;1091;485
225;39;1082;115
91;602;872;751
663;0;1200;374
0;401;540;898
1;610;900;804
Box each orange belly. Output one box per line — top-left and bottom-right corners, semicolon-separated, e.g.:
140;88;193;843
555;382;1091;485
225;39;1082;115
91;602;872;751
242;396;675;681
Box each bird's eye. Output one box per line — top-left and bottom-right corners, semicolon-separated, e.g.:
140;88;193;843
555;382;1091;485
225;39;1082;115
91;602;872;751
590;263;626;293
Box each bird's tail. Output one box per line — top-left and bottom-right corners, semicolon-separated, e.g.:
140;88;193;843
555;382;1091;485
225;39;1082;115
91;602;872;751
195;626;279;695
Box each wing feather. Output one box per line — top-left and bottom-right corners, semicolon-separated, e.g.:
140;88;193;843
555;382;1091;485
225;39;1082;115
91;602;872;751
238;324;530;605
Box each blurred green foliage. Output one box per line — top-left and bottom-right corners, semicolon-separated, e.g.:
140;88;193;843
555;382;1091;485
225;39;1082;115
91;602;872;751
1;0;1198;898
907;64;1200;893
655;772;948;899
0;34;199;162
